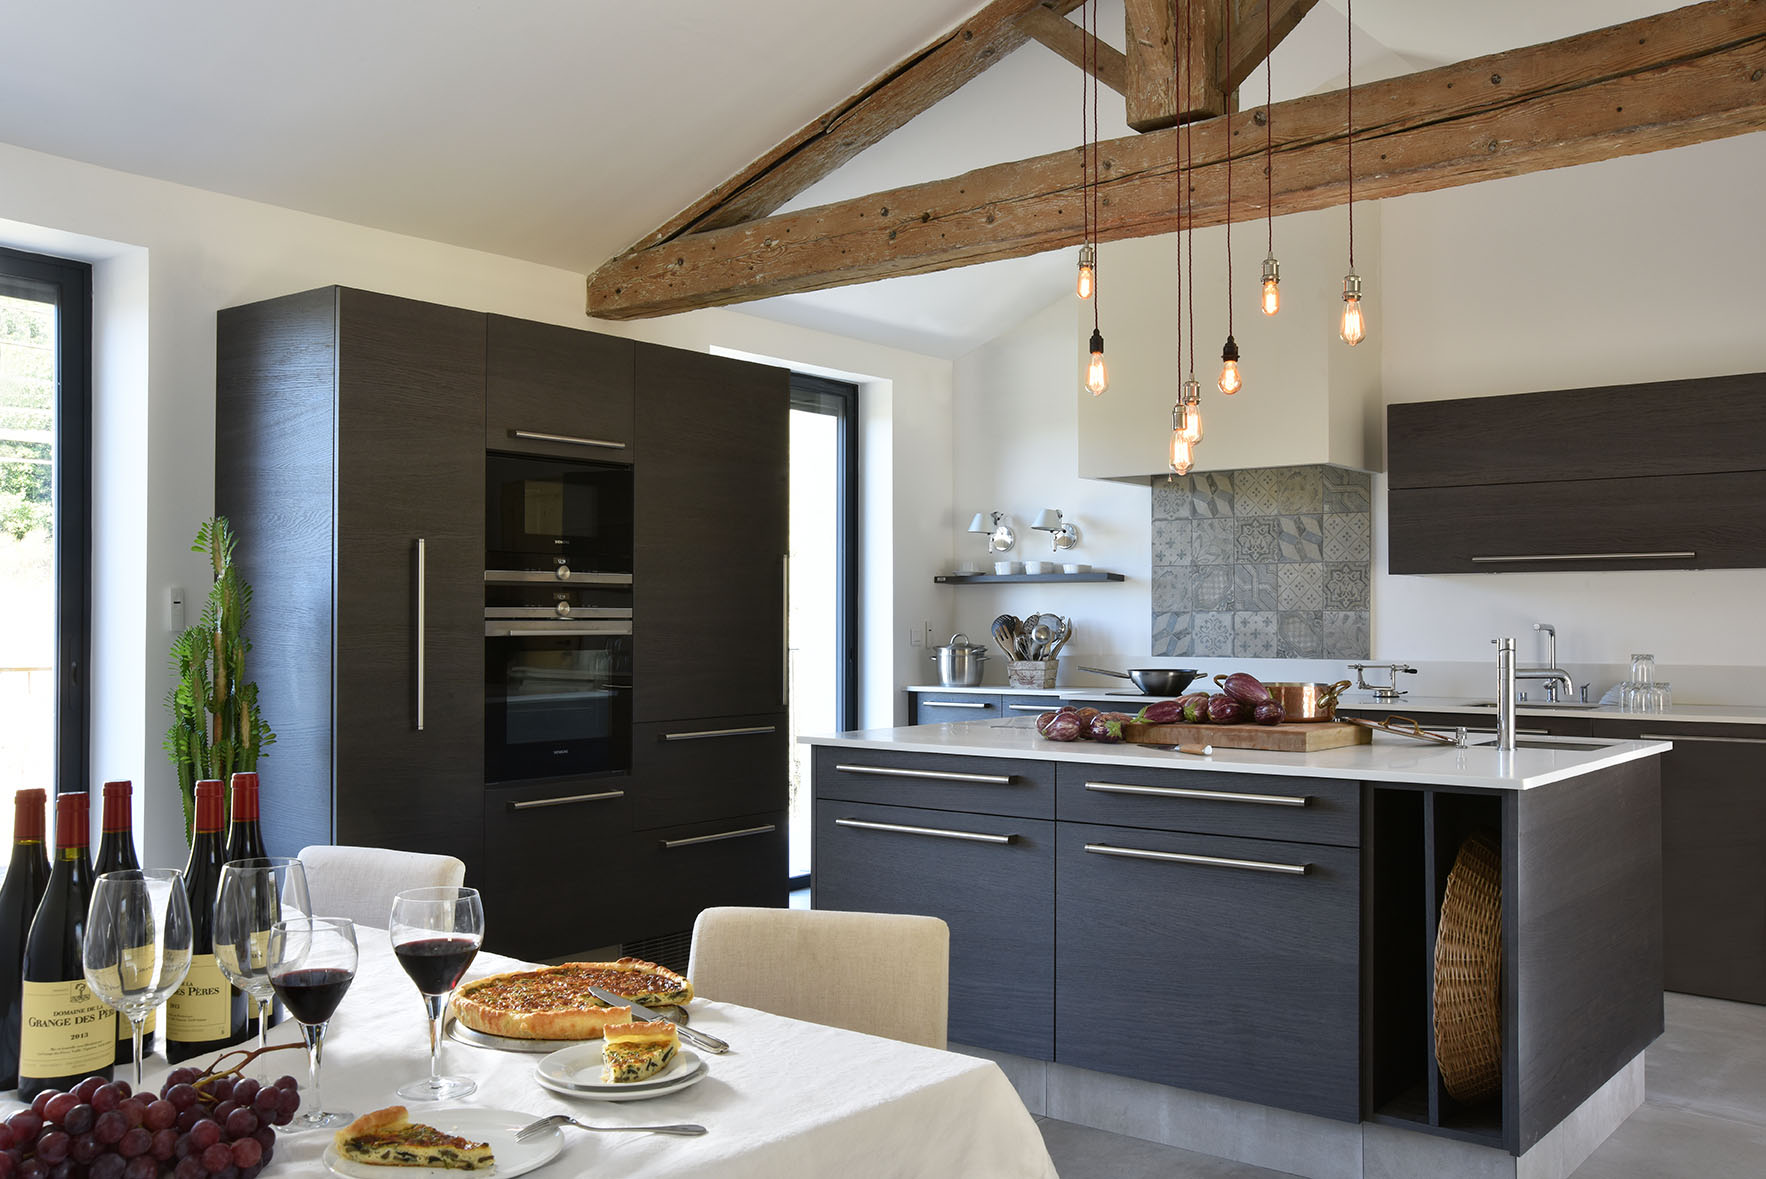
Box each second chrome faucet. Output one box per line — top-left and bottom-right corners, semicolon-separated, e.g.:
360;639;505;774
1517;621;1575;703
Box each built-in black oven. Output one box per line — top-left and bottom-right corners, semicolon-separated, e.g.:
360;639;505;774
486;452;633;576
484;600;633;783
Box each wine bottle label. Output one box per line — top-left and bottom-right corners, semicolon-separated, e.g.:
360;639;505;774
20;978;116;1077
166;954;232;1042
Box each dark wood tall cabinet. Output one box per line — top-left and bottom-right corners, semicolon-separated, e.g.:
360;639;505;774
216;287;486;869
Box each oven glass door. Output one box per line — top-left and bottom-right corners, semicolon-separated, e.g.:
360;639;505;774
486;626;633;782
486;452;634;572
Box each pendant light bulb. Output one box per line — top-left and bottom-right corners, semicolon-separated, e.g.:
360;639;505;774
1340;272;1366;347
1077;244;1096;301
1180;379;1203;445
1260;255;1281;316
1169;431;1193;476
1085;328;1109;396
1217;336;1242;396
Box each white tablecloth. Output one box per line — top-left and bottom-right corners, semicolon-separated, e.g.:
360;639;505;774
141;933;1059;1178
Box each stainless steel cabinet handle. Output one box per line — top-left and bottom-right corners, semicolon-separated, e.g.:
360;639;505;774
1639;732;1766;745
1471;551;1694;563
509;790;625;810
833;763;1014;785
661;824;777;849
1084;842;1309;875
1084;781;1309;807
1006;704;1057;712
835;818;1014;845
781;554;790;706
661;725;778;742
511;429;627;451
923;701;991;709
415;538;426;731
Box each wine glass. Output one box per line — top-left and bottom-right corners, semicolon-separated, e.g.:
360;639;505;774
215;857;312;1048
268;916;358;1130
83;869;193;1088
389;886;484;1100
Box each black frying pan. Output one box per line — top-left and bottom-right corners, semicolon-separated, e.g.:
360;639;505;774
1079;666;1201;696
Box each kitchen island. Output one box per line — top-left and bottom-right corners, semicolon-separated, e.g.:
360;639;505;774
804;718;1670;1179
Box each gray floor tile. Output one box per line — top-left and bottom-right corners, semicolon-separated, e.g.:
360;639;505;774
1645;992;1766;1129
1569;1103;1766;1179
1039;1118;1302;1179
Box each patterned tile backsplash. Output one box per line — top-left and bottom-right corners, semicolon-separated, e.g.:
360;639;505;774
1151;465;1371;659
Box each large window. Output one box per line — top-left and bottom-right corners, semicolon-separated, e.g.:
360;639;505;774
0;246;92;820
786;374;857;887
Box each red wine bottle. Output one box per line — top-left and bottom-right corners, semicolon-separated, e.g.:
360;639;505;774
0;788;51;1088
18;791;113;1099
225;771;280;1035
93;779;154;1066
165;780;249;1062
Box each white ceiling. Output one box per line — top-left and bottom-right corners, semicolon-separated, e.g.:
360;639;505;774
0;0;1686;358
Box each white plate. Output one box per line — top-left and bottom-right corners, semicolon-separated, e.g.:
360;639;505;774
445;1009;687;1054
536;1067;708;1102
537;1040;704;1093
321;1107;562;1178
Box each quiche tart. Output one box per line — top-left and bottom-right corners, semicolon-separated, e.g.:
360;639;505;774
601;1016;680;1083
451;957;693;1040
333;1106;494;1171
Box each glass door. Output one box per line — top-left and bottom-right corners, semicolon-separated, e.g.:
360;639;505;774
787;375;857;887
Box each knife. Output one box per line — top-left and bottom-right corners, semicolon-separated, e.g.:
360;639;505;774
588;984;730;1054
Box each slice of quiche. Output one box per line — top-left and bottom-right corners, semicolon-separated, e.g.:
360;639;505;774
333;1106;495;1171
600;1014;680;1084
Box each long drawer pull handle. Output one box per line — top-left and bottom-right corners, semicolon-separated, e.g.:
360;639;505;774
1638;732;1766;745
414;538;426;731
922;701;991;709
509;790;625;811
832;763;1014;785
1084;842;1309;875
511;429;628;451
661;824;777;849
1470;551;1694;563
1084;781;1308;807
1006;704;1058;712
661;725;778;742
835;818;1014;845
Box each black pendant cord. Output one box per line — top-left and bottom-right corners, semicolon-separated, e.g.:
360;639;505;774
1184;0;1196;381
1266;0;1274;257
1173;0;1184;383
1223;1;1233;343
1087;0;1102;330
1346;0;1355;271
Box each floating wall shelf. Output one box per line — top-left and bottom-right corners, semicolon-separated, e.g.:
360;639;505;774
933;572;1125;585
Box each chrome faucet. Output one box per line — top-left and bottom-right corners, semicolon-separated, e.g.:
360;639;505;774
1516;621;1575;703
1492;637;1517;751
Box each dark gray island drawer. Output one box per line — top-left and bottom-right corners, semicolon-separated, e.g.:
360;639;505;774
813;747;1054;819
1056;764;1359;847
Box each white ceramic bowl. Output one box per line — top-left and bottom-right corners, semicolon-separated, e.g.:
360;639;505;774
1023;561;1052;575
1063;563;1091;574
993;561;1022;575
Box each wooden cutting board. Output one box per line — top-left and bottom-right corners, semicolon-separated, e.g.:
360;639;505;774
1119;720;1372;752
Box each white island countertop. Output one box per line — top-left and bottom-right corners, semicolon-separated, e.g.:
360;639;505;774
804;717;1671;792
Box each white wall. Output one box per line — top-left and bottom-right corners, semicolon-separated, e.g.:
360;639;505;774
0;141;952;867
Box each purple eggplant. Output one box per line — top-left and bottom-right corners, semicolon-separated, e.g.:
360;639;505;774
1088;714;1125;743
1253;700;1286;726
1215;672;1273;706
1138;698;1187;725
1044;713;1084;742
1207;693;1246;725
1035;710;1060;735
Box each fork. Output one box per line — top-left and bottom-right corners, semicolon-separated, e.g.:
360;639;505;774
515;1113;707;1141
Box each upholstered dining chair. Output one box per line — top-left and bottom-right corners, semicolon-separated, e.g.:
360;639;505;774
688;906;950;1049
296;844;467;928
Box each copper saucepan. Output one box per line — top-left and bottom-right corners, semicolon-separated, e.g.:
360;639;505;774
1215;677;1353;721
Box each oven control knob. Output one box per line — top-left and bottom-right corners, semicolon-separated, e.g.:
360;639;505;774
555;600;573;618
555;565;571;581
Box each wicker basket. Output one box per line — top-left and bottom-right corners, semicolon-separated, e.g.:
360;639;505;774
1434;832;1503;1103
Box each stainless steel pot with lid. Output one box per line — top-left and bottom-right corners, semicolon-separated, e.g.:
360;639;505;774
931;633;989;687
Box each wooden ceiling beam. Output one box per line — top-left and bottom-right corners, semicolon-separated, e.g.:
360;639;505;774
627;0;1084;253
1125;0;1231;130
1019;6;1128;94
587;0;1766;320
1222;0;1320;94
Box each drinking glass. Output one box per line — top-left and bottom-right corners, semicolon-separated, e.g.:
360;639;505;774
84;869;193;1088
269;916;358;1130
389;886;484;1100
215;857;312;1048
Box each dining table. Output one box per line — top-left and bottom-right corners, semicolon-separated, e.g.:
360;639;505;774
108;928;1059;1178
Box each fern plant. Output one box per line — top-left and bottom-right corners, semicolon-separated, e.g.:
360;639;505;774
163;516;275;843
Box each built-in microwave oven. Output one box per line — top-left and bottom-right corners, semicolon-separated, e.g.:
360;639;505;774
486;452;634;575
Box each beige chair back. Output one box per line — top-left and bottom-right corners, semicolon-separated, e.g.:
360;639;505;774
689;906;950;1049
296;844;466;928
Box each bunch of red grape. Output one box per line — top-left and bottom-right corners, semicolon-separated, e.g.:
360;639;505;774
0;1069;301;1179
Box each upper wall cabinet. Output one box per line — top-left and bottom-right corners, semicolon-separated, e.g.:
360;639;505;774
1387;372;1766;573
1075;207;1382;480
486;315;635;462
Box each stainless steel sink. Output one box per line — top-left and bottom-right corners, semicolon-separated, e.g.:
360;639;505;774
1465;700;1600;711
1469;736;1604;751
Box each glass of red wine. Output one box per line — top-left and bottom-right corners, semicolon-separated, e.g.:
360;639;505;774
268;916;357;1130
389;886;484;1100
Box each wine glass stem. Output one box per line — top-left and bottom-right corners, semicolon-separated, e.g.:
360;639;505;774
423;992;447;1084
257;996;273;1050
129;1016;147;1090
302;1020;329;1113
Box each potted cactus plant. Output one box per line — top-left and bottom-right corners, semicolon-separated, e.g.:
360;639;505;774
163;516;275;843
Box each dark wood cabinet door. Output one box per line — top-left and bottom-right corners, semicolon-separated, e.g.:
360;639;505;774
1056;822;1360;1121
333;289;486;869
627;811;788;935
632;345;787;722
482;780;634;959
812;746;1055;820
630;715;787;830
814;799;1053;1058
486;315;634;462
